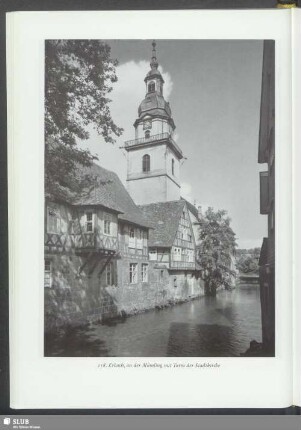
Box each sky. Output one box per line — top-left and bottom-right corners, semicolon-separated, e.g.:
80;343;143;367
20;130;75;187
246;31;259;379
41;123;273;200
79;39;267;249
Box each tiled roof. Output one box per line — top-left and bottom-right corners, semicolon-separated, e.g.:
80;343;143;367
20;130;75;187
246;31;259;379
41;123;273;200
181;197;199;219
74;163;152;229
139;200;186;247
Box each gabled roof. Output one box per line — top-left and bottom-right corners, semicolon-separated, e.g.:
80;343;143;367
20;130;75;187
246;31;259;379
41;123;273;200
181;197;199;219
74;163;151;229
139;200;186;247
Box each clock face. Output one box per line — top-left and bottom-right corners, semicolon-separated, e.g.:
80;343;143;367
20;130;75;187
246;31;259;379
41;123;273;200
143;119;152;130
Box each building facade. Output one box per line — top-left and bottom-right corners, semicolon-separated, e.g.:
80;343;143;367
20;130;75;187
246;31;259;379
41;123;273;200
258;40;275;355
44;42;205;331
125;41;182;205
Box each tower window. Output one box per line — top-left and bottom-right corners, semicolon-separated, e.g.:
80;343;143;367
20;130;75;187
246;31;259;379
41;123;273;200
148;81;155;92
142;154;150;172
145;130;150;139
172;158;175;175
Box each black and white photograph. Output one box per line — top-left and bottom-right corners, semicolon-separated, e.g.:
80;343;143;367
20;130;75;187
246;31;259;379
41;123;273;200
44;39;275;358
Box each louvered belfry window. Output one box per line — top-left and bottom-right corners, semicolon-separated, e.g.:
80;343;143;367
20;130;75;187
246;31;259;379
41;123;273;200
142;154;150;172
148;81;155;92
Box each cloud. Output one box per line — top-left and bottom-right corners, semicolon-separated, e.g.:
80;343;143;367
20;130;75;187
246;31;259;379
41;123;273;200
173;132;180;142
79;60;174;185
237;238;263;250
181;182;193;203
109;60;173;132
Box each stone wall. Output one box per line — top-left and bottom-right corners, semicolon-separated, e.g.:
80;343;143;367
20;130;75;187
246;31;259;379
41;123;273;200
45;252;205;332
44;253;120;331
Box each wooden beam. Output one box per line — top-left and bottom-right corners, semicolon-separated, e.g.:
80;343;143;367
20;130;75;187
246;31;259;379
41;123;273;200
98;255;113;279
88;255;100;277
78;252;93;274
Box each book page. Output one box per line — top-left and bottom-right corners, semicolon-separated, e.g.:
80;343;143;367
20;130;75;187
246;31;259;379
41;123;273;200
7;10;293;409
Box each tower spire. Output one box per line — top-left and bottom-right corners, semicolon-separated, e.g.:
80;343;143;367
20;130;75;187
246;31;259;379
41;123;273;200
150;40;158;70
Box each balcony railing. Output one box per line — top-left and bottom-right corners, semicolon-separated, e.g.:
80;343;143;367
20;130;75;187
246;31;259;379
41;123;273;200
75;232;118;253
170;261;196;270
124;133;183;156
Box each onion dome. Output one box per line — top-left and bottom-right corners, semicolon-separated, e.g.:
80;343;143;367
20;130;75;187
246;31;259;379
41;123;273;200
138;93;172;119
136;41;174;126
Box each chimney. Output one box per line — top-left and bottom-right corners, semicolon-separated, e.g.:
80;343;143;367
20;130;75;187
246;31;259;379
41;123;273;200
197;205;203;220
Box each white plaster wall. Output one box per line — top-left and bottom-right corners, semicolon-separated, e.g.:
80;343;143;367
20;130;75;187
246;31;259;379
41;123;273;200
166;177;181;201
136;118;171;139
127;144;167;177
165;147;180;183
127;175;168;205
188;210;200;246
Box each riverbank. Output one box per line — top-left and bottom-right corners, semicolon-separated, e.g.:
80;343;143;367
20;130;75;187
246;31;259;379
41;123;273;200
45;286;262;357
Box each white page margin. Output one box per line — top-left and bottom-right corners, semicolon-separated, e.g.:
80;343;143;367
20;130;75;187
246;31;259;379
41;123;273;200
7;9;293;409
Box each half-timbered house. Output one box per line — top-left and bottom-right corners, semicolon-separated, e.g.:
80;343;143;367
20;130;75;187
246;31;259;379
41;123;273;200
44;41;207;330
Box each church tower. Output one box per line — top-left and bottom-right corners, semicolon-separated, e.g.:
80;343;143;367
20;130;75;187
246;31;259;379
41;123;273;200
124;41;183;205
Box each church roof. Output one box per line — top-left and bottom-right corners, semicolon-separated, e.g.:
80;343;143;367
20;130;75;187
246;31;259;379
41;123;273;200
74;163;152;229
144;40;164;83
138;200;186;247
145;67;164;81
138;93;172;119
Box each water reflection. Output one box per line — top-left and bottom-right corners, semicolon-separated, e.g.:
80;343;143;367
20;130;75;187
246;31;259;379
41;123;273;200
45;285;262;357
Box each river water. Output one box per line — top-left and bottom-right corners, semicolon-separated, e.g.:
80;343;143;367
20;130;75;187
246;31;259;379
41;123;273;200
45;285;262;357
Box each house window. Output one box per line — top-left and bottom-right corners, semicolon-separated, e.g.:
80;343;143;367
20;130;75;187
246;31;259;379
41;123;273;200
145;130;150;139
173;247;181;261
188;233;192;242
141;264;148;282
106;261;114;286
188;250;194;263
85;212;94;233
47;206;60;234
172;159;175;175
142;154;150;172
129;227;135;248
148;81;155;92
149;249;157;261
44;259;52;288
136;229;143;249
104;213;112;235
129;263;138;284
129;227;135;238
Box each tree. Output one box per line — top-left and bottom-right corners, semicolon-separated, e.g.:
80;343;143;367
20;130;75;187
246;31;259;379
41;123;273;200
236;248;260;274
197;207;237;296
45;40;123;201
